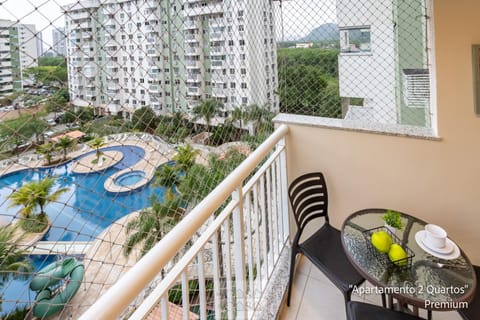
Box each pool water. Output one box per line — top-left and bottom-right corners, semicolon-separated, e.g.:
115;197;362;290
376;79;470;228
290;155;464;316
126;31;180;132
0;255;70;317
114;170;146;187
0;145;168;242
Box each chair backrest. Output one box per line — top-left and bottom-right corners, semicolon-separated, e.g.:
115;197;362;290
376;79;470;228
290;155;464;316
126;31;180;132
288;172;329;232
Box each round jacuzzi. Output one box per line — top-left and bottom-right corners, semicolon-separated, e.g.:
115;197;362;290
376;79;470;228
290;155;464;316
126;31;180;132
114;170;146;187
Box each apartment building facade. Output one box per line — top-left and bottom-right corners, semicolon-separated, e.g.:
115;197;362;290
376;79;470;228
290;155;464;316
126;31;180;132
0;20;39;97
337;0;430;126
63;0;277;117
52;27;67;56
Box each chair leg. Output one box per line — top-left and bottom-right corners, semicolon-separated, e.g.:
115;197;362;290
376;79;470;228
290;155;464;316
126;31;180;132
343;290;353;315
286;246;298;307
427;309;432;320
381;293;386;308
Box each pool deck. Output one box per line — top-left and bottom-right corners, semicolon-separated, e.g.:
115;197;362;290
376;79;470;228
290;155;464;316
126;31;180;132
0;133;253;318
71;150;124;174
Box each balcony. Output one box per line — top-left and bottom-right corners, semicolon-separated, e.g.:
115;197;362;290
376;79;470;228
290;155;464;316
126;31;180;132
185;33;201;43
187;87;201;96
186;60;201;69
149;84;160;93
211;60;224;69
80;126;290;319
147;48;159;57
210;46;224;55
185;47;200;55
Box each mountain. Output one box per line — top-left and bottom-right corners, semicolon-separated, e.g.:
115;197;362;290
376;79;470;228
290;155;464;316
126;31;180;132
299;23;339;42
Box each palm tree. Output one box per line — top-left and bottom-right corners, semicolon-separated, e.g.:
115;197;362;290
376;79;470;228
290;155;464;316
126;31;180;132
0;225;33;311
88;137;106;164
8;177;68;232
56;136;75;161
154;164;182;193
192;99;223;132
36;143;56;165
0;226;32;282
231;106;246;128
173;144;198;172
123;190;184;257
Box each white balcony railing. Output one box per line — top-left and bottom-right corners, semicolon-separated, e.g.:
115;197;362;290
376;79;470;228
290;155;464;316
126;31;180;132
80;125;290;319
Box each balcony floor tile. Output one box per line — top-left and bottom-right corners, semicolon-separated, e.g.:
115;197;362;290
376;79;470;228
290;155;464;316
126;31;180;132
278;259;464;320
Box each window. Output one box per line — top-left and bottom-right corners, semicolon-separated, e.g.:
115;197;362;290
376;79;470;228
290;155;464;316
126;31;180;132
340;27;371;53
241;83;247;89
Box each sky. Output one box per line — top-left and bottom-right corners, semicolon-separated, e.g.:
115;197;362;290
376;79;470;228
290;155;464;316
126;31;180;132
0;0;338;48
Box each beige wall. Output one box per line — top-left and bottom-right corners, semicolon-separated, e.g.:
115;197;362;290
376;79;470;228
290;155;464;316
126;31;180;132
279;0;480;264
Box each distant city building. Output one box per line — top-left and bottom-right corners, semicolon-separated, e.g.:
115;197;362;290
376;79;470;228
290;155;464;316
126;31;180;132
63;0;277;118
295;42;314;48
36;31;44;57
0;19;39;97
52;27;67;56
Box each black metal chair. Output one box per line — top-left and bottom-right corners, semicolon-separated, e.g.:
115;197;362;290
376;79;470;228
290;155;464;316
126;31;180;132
458;265;480;320
347;301;424;320
286;172;365;309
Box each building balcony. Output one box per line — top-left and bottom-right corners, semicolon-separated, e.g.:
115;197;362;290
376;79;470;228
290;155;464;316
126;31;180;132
185;33;201;43
187;87;201;96
211;60;224;69
185;47;200;55
75;99;476;319
186;60;201;69
211;87;226;97
147;49;159;57
186;73;200;82
210;46;224;55
184;20;198;30
149;85;160;93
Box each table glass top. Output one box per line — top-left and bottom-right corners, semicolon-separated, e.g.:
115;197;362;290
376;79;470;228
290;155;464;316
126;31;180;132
342;209;476;306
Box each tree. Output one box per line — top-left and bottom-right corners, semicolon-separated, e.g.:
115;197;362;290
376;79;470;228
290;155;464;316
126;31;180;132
36;143;56;165
0;114;48;147
173;144;198;172
88;137;106;164
192;99;223;132
276;48;342;118
123;190;184;257
8;177;68;232
131;106;159;133
154;164;182;193
231;106;246;128
56;136;75;161
0;225;33;312
0;226;32;282
24;65;67;87
38;56;67;68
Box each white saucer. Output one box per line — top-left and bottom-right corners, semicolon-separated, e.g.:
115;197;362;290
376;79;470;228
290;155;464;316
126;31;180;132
415;231;460;260
416;230;453;254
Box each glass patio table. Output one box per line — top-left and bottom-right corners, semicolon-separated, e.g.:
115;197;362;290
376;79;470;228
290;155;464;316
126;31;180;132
341;208;477;315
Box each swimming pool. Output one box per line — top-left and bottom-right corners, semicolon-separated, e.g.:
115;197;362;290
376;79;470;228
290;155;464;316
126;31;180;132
0;145;167;242
0;255;66;317
114;170;146;187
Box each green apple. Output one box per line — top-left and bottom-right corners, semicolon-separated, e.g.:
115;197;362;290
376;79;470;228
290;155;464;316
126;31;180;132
388;243;408;266
371;230;393;253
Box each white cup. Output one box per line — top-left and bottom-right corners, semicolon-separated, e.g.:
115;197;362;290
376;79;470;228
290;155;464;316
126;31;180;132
424;224;447;249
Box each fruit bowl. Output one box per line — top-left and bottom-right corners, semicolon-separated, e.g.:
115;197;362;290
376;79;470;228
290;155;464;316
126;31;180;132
363;226;415;271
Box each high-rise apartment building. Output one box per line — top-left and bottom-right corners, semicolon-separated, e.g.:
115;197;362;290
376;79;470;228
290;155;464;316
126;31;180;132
63;0;277;118
52;27;67;56
0;20;39;97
